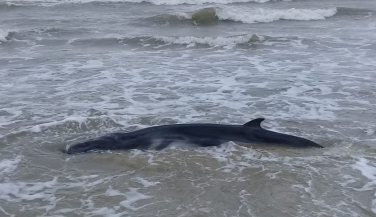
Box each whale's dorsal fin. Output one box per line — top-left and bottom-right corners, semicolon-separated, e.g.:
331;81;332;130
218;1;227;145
244;118;265;128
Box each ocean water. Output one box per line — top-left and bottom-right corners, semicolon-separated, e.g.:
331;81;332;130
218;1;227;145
1;0;376;216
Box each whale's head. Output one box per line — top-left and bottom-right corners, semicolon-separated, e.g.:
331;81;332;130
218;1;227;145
63;141;93;154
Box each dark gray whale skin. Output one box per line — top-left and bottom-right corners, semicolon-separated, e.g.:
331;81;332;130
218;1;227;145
64;118;323;154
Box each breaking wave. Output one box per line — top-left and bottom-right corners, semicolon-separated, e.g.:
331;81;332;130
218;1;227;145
26;33;309;49
0;2;23;9
148;7;337;25
111;0;273;4
66;34;266;48
2;0;275;6
216;7;337;23
152;34;264;46
0;29;13;43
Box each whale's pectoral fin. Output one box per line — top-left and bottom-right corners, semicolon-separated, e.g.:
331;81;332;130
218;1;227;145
244;118;265;128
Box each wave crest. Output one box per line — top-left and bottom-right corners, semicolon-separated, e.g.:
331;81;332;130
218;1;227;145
153;34;263;47
9;0;272;6
0;29;13;43
216;7;337;23
0;2;22;9
148;7;337;26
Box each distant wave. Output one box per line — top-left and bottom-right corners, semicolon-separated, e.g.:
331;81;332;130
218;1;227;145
1;28;308;49
105;34;265;47
26;34;310;48
107;0;273;5
28;26;91;35
0;27;93;42
3;0;274;6
0;29;13;43
146;8;218;25
336;7;375;16
152;35;264;46
62;34;265;48
0;2;23;9
217;7;337;23
148;7;337;26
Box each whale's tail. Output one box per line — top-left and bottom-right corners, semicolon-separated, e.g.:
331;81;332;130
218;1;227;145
244;118;323;148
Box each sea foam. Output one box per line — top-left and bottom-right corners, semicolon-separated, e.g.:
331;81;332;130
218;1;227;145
216;7;337;23
0;156;21;177
0;29;12;43
155;34;263;47
2;0;274;6
352;157;376;214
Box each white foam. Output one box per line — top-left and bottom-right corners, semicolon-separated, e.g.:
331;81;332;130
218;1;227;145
265;171;281;179
0;206;14;217
173;11;191;20
0;174;122;214
3;175;127;216
216;7;337;23
155;34;263;47
6;0;272;6
0;157;21;178
0;177;58;205
122;0;271;4
0;29;11;43
29;116;119;133
129;150;158;165
81;60;104;69
131;177;160;188
198;142;263;172
4;2;22;6
105;187;152;211
352;157;376;214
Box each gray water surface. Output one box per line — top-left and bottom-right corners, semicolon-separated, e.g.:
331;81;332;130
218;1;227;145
1;0;376;216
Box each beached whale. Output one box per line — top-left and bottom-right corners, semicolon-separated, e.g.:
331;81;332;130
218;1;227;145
64;118;322;154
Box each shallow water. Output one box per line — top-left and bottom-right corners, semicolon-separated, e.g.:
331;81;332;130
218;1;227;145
1;0;376;216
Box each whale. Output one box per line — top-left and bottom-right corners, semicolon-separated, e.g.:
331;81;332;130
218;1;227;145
64;118;322;154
